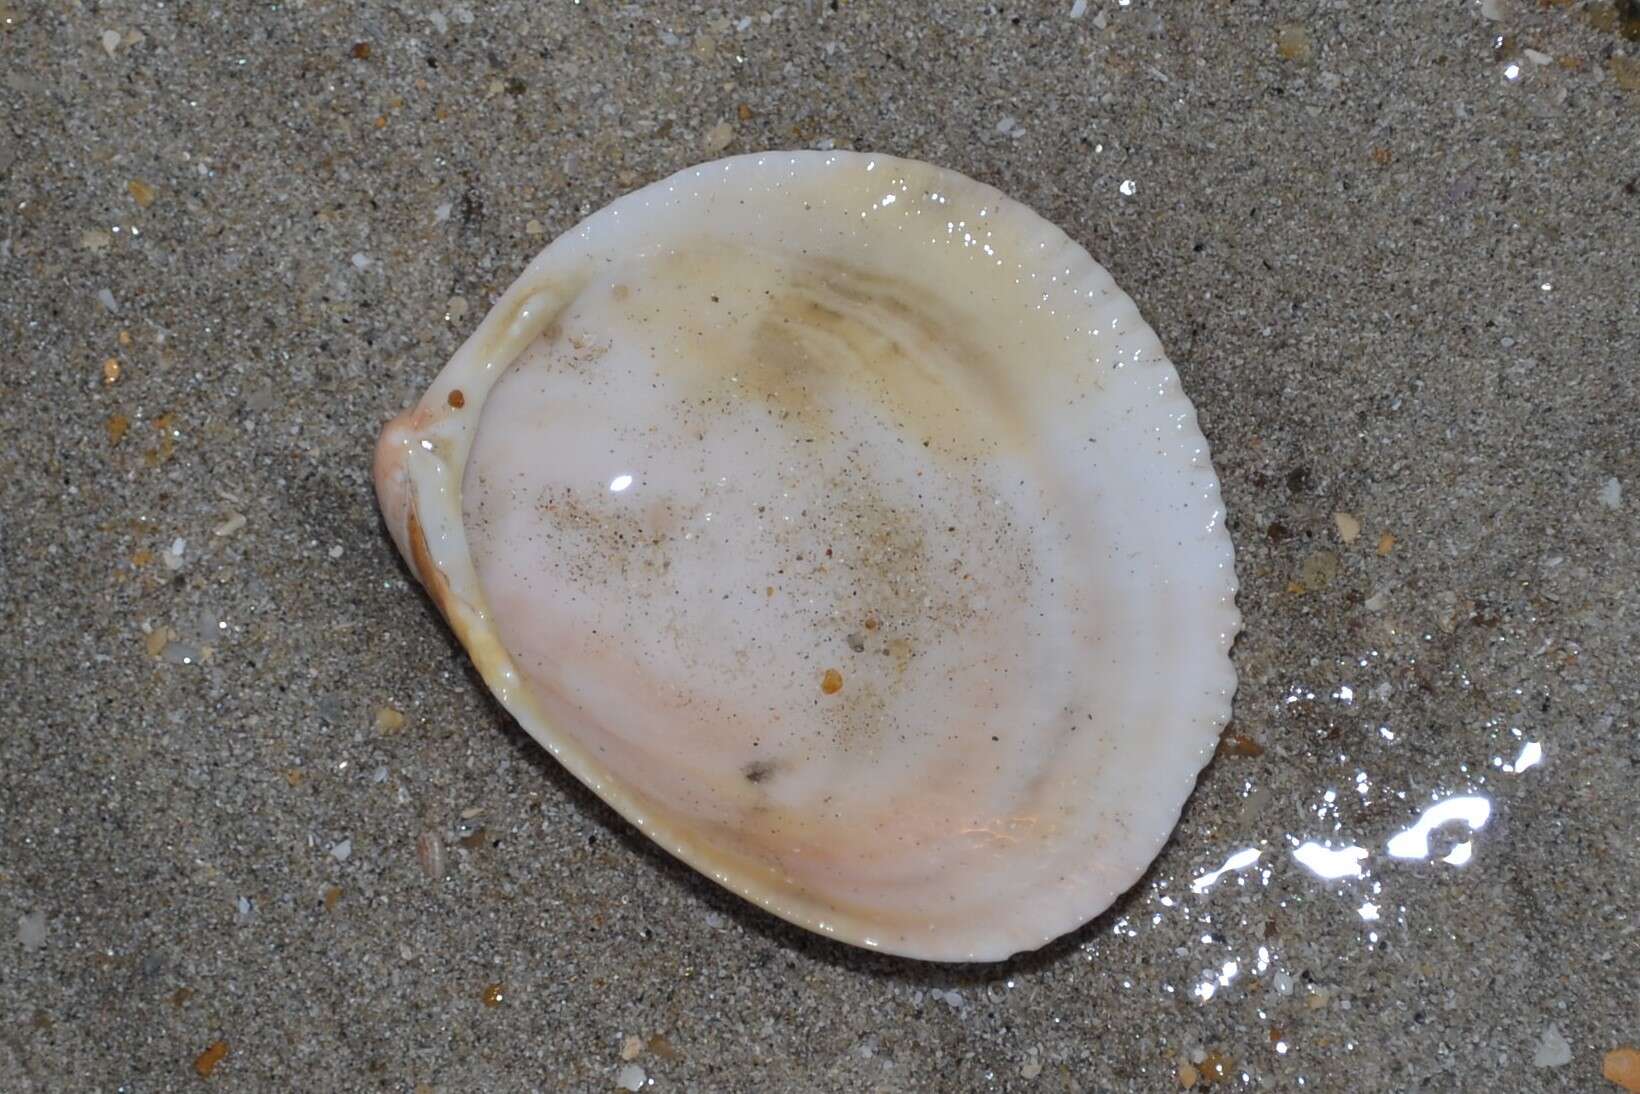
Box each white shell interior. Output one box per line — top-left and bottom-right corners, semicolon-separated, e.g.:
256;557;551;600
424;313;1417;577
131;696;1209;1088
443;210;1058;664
375;151;1239;961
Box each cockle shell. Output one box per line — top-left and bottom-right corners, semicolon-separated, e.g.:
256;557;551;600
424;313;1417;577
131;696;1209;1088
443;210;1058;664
374;152;1239;962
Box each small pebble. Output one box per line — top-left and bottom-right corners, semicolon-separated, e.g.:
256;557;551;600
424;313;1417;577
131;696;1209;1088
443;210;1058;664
1275;23;1313;62
18;911;46;952
144;626;174;657
328;544;344;559
161;537;187;571
703;120;735;153
434;202;452;223
97;288;119;313
329;838;352;862
615;1063;646;1091
1294;550;1340;592
212;512;246;537
127;179;156;208
194;1040;228;1078
350;253;371;271
1606;1048;1640;1093
620;1035;644;1061
1598;477;1622;510
417;831;447;880
1334;511;1361;543
1532;1024;1571;1068
1069;0;1088;18
100;28;120;56
1199;1053;1233;1083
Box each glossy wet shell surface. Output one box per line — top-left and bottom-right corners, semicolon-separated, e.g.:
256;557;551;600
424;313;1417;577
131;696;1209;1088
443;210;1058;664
374;151;1239;961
